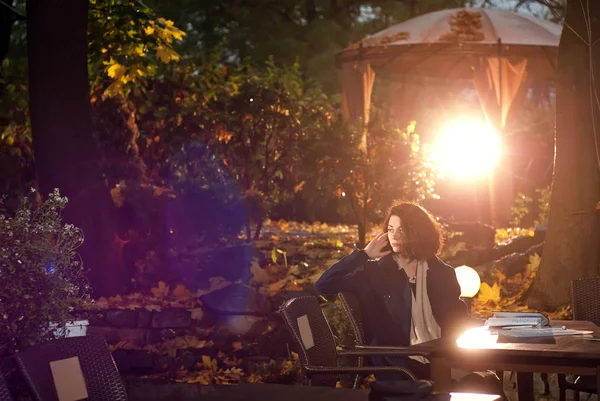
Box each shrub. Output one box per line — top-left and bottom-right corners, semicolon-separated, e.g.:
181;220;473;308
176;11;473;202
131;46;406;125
510;185;551;228
0;189;90;355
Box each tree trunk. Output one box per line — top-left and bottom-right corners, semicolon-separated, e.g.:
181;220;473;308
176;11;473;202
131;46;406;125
409;0;419;18
0;0;16;64
26;0;129;296
357;199;368;249
357;221;366;249
527;0;600;310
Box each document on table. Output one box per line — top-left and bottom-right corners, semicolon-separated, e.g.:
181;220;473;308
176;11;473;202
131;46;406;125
485;312;549;328
498;327;593;338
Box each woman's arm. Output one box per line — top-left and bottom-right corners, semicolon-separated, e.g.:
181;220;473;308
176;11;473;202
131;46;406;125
314;249;370;294
315;232;391;294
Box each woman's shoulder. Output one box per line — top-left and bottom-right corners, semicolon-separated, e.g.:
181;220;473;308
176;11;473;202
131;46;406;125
363;254;395;272
426;255;454;272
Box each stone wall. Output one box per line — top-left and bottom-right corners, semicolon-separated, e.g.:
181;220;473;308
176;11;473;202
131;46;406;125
86;287;300;378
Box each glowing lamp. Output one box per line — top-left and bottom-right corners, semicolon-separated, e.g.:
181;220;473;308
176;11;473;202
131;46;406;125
454;265;481;298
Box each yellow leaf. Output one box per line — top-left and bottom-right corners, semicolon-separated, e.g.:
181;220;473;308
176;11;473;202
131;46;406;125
172;284;192;300
202;355;213;370
189;308;204;321
107;62;126;79
110;186;124;208
491;268;506;283
232;341;243;351
103;80;122;98
170;28;185;41
145;304;161;312
271;248;277;263
476;282;501;303
266;278;289;295
95;297;109;307
186;374;211;385
151;281;169;298
158;18;175;27
294;181;305;193
109;295;123;304
144;26;155;35
527;253;542;271
156;45;180;63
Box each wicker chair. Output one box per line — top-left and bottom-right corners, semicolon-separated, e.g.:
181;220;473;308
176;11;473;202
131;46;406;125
14;335;127;401
280;295;429;387
339;293;509;397
339;292;436;388
0;371;13;401
558;278;600;401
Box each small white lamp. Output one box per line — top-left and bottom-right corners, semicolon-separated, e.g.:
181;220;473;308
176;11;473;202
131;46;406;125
454;265;481;313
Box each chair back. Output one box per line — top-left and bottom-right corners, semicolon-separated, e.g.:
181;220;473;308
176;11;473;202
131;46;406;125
338;292;366;345
338;292;367;388
571;278;600;325
279;296;339;386
0;372;13;401
14;335;127;401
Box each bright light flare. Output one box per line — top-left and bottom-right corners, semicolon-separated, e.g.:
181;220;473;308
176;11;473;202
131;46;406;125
433;120;502;179
456;326;498;348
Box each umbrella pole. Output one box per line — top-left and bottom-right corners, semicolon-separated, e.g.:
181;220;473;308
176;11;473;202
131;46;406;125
488;38;504;225
491;37;513;226
497;38;503;127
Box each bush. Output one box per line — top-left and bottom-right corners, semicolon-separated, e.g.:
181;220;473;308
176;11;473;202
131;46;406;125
0;189;90;355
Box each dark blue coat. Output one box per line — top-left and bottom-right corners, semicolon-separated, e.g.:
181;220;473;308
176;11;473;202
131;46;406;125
315;250;470;365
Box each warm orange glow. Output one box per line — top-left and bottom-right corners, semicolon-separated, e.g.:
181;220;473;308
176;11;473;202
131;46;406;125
456;326;498;348
433;119;502;179
450;393;505;401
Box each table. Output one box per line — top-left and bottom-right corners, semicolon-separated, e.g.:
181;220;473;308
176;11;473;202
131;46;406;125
197;384;502;401
412;321;600;401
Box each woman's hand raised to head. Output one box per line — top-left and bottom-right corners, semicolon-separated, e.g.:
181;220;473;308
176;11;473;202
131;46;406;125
363;232;392;259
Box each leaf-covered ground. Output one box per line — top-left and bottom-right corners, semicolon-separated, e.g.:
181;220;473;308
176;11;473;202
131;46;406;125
82;219;569;386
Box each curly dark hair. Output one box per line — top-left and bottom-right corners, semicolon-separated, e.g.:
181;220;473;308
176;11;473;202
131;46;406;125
382;201;442;261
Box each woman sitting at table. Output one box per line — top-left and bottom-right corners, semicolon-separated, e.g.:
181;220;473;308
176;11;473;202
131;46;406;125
315;201;500;392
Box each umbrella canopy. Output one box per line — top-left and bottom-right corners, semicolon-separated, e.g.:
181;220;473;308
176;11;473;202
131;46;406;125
337;8;562;225
337;8;562;128
337;8;560;80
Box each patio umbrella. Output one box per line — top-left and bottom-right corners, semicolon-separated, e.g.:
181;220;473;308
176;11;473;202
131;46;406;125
337;7;561;131
336;8;561;224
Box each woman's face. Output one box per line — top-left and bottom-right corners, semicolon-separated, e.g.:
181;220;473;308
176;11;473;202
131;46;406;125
387;215;404;253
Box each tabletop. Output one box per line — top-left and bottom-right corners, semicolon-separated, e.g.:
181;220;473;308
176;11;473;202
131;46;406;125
196;384;501;401
412;321;600;361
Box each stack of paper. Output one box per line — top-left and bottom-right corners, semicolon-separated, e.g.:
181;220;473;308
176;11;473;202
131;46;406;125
498;328;593;338
485;312;549;328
